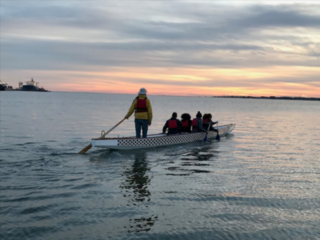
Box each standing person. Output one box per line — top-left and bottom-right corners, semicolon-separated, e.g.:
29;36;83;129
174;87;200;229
125;88;153;138
191;111;208;133
163;112;182;135
180;113;192;133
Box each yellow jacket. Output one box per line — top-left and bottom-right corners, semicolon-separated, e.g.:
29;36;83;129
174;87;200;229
125;94;153;124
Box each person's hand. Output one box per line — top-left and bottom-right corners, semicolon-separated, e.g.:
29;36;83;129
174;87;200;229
149;122;151;126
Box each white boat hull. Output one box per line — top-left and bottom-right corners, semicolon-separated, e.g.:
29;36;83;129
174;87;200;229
91;123;235;150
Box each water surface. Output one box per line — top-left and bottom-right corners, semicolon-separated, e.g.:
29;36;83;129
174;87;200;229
1;92;320;239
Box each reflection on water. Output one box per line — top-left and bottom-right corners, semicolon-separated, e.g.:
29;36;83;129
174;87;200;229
165;147;217;176
120;152;157;232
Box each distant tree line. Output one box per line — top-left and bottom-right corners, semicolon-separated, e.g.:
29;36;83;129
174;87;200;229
213;96;320;101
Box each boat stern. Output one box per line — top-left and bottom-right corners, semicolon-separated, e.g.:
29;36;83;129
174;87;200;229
91;138;119;148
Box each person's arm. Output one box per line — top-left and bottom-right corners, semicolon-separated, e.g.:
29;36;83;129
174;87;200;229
208;120;217;131
162;120;168;134
147;99;153;125
125;99;137;119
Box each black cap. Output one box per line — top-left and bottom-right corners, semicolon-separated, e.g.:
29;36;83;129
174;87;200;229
172;112;177;118
196;111;202;118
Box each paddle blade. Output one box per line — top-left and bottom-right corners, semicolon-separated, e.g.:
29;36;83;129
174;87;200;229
216;133;220;142
203;133;208;142
78;143;92;154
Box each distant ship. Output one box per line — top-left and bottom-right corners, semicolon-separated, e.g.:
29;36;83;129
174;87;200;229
21;78;39;91
0;80;8;90
1;78;49;92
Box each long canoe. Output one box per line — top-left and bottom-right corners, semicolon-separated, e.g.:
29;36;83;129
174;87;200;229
91;123;235;150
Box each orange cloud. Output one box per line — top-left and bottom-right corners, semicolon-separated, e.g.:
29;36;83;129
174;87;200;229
2;65;320;97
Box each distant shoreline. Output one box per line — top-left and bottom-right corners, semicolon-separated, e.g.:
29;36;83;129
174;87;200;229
213;96;320;101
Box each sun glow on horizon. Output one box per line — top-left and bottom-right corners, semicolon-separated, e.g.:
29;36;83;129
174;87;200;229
3;65;319;98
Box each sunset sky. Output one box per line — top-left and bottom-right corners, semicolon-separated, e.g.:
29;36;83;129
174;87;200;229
1;0;319;97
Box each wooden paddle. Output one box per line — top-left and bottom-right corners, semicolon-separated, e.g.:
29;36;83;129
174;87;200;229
203;122;211;142
78;118;126;154
215;122;220;142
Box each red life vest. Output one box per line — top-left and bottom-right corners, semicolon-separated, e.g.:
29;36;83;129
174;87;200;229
168;120;177;129
192;118;198;128
181;120;189;127
136;97;147;112
203;119;208;123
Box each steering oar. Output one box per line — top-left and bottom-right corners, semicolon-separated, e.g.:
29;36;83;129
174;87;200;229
78;118;126;154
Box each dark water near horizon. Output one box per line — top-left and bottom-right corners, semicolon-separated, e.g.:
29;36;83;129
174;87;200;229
1;92;320;240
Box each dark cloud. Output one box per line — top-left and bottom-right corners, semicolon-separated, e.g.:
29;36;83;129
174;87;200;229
1;38;315;72
2;2;320;39
2;37;319;71
235;5;320;29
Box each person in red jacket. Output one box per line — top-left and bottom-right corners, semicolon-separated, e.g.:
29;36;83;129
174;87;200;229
180;113;192;133
162;112;182;135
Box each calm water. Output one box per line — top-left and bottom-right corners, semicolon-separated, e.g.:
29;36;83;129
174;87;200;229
0;92;320;240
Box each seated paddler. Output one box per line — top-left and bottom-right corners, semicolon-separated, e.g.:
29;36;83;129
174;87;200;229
163;112;182;135
180;113;192;133
204;113;218;132
191;111;208;133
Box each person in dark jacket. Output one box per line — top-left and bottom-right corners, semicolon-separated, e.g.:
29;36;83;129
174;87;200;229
203;113;218;132
180;113;192;133
202;113;211;130
202;113;209;128
191;111;208;133
208;113;219;132
163;112;182;135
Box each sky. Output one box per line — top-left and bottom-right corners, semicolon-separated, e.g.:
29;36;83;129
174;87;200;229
1;0;320;97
